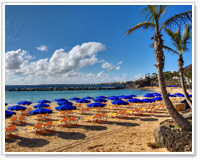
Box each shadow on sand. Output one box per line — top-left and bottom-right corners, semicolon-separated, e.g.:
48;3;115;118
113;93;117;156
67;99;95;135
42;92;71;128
102;121;140;127
16;136;50;148
140;118;158;121
56;131;86;140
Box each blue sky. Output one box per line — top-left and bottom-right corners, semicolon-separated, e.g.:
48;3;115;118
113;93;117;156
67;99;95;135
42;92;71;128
5;5;192;85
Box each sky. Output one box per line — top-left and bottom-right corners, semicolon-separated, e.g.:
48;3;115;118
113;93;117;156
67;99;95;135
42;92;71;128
5;5;192;85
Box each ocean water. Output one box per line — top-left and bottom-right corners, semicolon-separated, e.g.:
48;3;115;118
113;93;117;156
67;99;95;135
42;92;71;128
5;89;153;105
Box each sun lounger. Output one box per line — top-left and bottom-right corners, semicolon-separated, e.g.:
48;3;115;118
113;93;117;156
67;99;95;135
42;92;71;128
8;116;18;125
55;117;69;127
27;123;45;134
5;125;18;137
18;115;27;124
44;121;55;132
82;114;100;123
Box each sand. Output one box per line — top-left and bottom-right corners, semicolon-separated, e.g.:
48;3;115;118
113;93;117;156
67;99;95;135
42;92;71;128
5;87;190;153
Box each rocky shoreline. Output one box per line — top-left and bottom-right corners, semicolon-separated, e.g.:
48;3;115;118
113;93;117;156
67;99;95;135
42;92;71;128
8;86;125;91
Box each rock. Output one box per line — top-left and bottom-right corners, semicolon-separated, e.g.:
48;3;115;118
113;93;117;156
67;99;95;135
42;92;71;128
182;112;192;120
154;122;192;152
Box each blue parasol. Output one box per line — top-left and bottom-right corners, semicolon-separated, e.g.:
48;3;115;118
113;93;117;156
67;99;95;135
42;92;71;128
173;93;184;97
55;98;67;102
17;101;32;105
144;93;155;98
29;108;53;115
37;100;51;104
8;105;27;111
128;98;143;103
83;96;94;99
152;97;162;101
93;98;107;103
112;100;129;105
108;96;120;100
57;100;73;106
5;110;16;117
33;103;50;108
96;96;107;99
87;103;105;107
55;104;76;110
141;99;155;103
76;99;90;103
70;97;81;101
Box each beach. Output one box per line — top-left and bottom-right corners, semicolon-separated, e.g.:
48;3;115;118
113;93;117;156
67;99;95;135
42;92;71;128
5;87;191;153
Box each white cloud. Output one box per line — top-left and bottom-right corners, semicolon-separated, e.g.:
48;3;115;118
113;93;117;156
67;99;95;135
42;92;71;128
6;42;106;79
5;49;33;70
36;45;48;52
101;61;123;71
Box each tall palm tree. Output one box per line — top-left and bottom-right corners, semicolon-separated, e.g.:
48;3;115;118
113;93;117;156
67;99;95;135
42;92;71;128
164;24;192;108
126;5;192;131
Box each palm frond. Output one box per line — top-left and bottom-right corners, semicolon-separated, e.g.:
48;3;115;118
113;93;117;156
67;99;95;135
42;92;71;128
163;45;179;55
141;5;155;22
158;5;167;17
182;24;192;51
126;22;155;35
160;10;192;31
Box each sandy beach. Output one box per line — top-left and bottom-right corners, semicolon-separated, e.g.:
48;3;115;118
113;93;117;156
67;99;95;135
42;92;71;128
5;87;191;153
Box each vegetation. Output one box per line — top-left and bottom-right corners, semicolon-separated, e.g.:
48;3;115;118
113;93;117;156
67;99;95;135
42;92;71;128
164;25;192;108
126;5;192;131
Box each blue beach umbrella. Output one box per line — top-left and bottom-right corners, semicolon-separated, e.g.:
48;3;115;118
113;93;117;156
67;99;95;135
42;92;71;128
37;100;51;104
87;103;105;107
96;96;107;99
189;94;192;97
128;94;137;97
144;93;155;98
93;98;107;103
55;98;67;102
76;99;90;103
55;104;76;110
57;101;73;106
83;96;94;99
112;100;129;105
123;95;133;99
173;93;184;97
5;103;8;106
128;98;143;103
8;105;27;111
29;108;53;115
108;96;120;100
118;95;126;98
70;97;81;101
5;110;16;117
168;94;176;97
152;93;161;97
17;101;32;105
152;97;163;101
141;99;155;103
33;103;50;108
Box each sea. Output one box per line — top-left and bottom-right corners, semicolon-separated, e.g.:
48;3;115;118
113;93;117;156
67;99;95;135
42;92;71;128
5;85;153;105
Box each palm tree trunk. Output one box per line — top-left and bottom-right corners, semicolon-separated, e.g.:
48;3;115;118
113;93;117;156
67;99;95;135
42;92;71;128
178;54;192;108
154;33;192;131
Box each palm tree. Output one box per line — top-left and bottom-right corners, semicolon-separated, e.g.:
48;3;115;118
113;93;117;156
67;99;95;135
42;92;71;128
164;24;192;108
126;5;192;131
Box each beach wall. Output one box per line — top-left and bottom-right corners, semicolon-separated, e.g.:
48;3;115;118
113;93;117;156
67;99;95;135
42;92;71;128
8;86;125;91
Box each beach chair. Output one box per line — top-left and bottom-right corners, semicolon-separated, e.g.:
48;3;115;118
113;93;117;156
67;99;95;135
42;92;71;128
18;115;27;124
26;108;32;115
44;113;51;120
55;117;69;127
20;110;26;115
57;111;67;118
106;110;123;118
28;123;45;134
8;116;18;125
34;114;44;121
5;125;18;137
67;116;79;126
82;114;100;123
44;121;55;132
